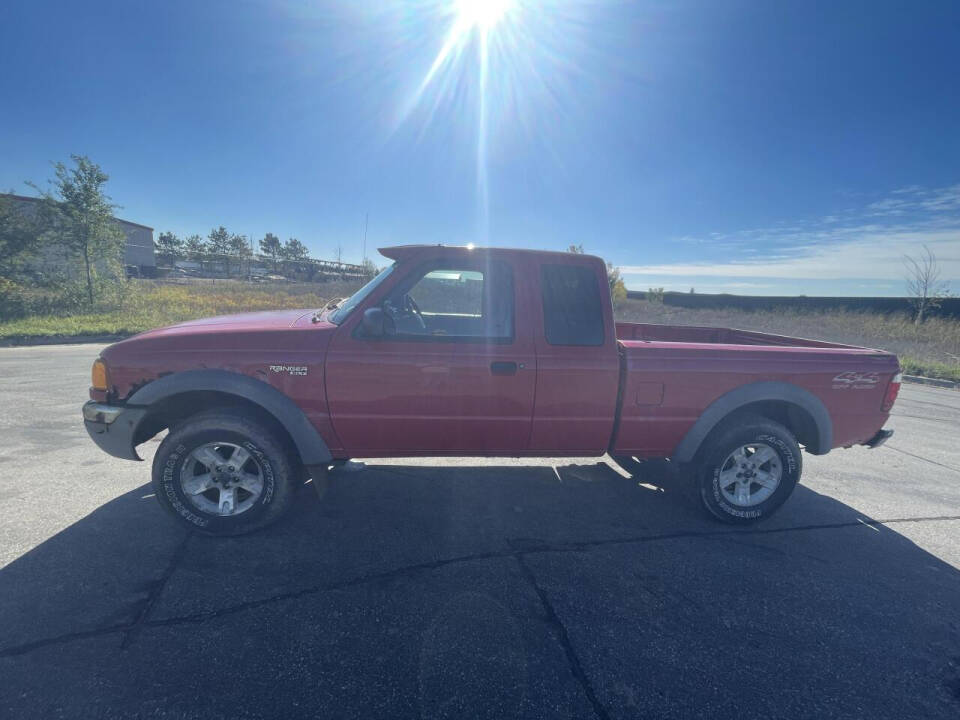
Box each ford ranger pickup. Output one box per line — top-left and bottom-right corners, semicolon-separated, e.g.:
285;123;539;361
82;245;900;535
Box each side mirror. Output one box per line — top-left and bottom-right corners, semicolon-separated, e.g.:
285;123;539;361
361;307;386;337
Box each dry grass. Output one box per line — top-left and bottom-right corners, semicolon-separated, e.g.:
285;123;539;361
615;299;960;381
0;279;361;340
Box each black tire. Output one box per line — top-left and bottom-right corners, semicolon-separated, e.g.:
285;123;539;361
693;414;802;524
152;410;297;536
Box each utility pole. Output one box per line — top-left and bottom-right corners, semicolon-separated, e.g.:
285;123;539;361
362;212;368;265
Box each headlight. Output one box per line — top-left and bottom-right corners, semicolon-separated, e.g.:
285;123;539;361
91;359;110;392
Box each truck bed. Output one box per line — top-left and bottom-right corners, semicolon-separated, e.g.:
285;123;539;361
611;321;898;460
615;322;862;349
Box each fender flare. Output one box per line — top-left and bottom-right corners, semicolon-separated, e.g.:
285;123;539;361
127;369;333;465
673;381;832;463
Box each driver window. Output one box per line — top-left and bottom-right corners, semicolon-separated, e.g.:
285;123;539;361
382;263;513;341
409;269;484;316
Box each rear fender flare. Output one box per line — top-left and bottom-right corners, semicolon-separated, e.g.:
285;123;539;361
127;369;332;465
673;381;832;463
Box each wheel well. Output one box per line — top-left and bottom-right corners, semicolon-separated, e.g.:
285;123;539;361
715;400;822;453
132;391;304;468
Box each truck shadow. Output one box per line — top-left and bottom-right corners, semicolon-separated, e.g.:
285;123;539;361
2;459;959;718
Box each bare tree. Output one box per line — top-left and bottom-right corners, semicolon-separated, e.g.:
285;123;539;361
903;244;947;324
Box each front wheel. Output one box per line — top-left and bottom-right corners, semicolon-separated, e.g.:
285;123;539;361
152;410;297;536
693;414;802;524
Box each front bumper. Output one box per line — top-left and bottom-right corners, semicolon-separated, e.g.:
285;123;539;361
82;401;147;461
864;428;894;449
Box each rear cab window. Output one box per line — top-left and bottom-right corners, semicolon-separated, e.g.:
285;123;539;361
540;263;605;346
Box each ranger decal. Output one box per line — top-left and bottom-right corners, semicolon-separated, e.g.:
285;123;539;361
269;365;309;376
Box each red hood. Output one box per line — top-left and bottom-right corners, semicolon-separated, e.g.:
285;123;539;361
102;308;335;361
133;308;315;338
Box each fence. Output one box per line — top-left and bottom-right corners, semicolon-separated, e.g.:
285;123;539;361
158;252;371;283
625;291;960;319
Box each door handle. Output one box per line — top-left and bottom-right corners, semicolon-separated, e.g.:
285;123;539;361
490;361;518;376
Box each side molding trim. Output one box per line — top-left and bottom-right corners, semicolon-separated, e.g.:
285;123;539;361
127;369;333;465
673;381;832;462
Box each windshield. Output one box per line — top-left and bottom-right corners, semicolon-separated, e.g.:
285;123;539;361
329;263;395;324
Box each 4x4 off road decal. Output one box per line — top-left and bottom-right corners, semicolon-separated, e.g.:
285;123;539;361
832;371;880;390
269;365;308;376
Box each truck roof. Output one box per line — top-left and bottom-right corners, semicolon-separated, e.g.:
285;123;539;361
378;244;604;263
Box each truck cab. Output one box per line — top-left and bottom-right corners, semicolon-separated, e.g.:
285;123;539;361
323;245;620;458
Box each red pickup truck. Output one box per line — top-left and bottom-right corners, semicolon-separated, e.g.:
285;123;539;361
83;245;900;535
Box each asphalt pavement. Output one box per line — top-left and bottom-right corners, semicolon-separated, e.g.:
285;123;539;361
0;343;958;719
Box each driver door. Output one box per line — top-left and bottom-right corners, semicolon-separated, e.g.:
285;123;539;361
325;257;536;455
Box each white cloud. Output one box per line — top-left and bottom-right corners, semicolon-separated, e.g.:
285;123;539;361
621;230;960;280
620;184;960;288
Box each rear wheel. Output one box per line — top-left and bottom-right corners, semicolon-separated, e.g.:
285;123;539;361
152;411;297;536
693;414;802;524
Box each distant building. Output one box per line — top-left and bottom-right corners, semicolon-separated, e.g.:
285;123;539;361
0;193;156;276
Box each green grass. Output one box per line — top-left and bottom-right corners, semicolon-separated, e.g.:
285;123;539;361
897;356;960;383
2;282;958;383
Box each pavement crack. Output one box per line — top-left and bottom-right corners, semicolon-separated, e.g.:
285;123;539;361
896;397;960;411
144;548;514;630
0;623;131;659
3;514;958;659
514;553;611;720
507;514;960;557
885;445;960;476
120;531;192;650
891;413;956;424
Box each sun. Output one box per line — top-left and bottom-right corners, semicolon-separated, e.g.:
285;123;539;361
456;0;514;30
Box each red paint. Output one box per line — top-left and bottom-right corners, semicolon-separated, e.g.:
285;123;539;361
96;246;899;460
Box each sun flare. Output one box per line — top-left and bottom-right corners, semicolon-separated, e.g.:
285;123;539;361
398;0;523;242
456;0;514;30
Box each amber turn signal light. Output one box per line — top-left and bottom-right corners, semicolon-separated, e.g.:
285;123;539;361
91;359;109;391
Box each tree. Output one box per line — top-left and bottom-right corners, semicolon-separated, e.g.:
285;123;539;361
155;231;184;267
184;234;206;270
207;226;231;275
607;263;628;304
259;232;282;271
230;233;252;277
0;193;41;278
360;257;378;280
280;237;310;276
904;244;949;324
29;155;124;305
646;287;665;303
281;237;310;261
565;243;627;303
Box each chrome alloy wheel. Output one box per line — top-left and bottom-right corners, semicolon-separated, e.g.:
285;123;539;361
717;442;782;507
180;442;264;516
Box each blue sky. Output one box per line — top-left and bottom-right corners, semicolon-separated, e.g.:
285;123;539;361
1;0;958;295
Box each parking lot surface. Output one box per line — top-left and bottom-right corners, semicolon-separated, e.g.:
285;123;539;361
1;343;958;719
